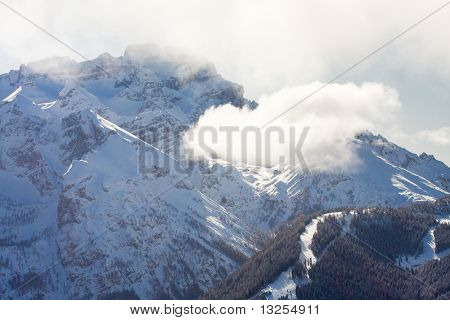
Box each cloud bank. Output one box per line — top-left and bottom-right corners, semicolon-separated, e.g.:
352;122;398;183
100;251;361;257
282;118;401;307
183;82;401;171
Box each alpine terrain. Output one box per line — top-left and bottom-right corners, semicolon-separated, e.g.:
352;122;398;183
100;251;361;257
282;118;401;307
0;44;449;299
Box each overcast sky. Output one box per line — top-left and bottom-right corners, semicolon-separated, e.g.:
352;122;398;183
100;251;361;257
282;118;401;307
0;0;449;164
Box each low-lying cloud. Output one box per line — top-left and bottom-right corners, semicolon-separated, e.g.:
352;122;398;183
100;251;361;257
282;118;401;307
183;82;401;172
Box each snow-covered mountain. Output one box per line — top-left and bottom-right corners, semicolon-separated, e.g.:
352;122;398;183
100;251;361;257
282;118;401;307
196;132;450;229
0;44;449;299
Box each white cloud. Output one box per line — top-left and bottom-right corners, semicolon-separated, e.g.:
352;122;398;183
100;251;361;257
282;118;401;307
183;82;401;171
418;127;450;145
1;0;449;97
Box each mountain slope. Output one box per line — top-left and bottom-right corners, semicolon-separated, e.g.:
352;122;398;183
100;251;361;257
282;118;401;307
198;132;449;229
0;45;260;299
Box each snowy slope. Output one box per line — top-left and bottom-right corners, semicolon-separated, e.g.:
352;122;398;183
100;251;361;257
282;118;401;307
197;133;450;230
0;45;259;299
56;114;258;299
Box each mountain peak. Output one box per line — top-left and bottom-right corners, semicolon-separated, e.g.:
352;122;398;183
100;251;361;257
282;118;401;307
419;152;436;161
355;130;389;144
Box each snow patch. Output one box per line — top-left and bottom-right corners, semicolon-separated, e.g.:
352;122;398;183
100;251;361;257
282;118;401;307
63;159;88;176
259;270;297;300
38;100;57;110
2;86;22;102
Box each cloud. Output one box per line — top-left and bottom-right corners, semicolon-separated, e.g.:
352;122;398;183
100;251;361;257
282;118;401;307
183;82;401;171
1;0;450;98
418;127;450;145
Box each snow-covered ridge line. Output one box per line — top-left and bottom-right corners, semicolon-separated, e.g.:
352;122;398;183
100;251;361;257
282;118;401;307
96;113;180;163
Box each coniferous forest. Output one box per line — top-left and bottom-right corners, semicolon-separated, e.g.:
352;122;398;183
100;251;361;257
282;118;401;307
206;197;450;299
434;223;450;253
202;214;314;299
296;236;449;299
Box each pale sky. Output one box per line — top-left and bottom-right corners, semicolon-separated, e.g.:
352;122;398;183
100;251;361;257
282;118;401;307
0;0;449;164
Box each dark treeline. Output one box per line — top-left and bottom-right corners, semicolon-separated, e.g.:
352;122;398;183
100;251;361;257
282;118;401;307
297;235;422;299
99;289;140;300
206;196;450;300
202;214;316;299
296;235;450;299
311;216;342;257
296;197;450;300
434;223;450;253
351;207;434;259
409;196;450;215
416;255;450;299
